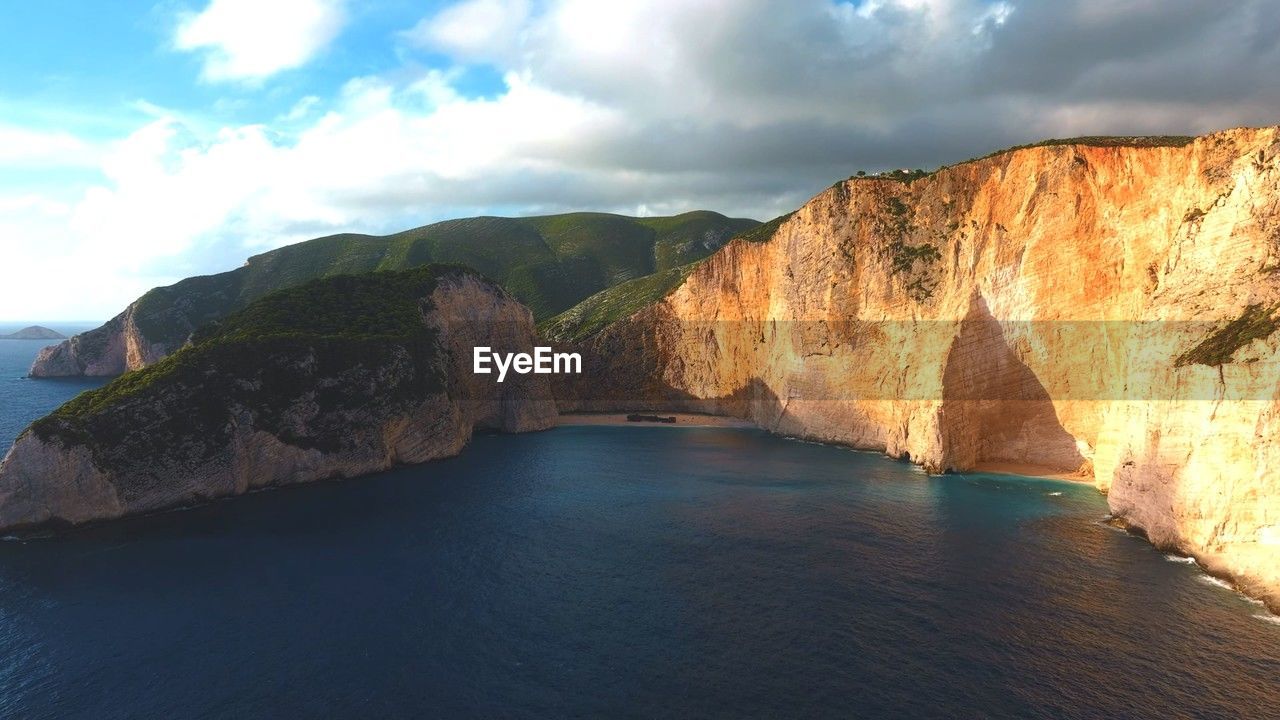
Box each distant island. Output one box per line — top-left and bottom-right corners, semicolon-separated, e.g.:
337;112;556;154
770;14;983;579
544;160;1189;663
0;326;64;340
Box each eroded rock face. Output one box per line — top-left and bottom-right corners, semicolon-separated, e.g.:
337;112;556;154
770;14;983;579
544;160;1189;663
0;272;556;532
565;128;1280;610
29;306;172;378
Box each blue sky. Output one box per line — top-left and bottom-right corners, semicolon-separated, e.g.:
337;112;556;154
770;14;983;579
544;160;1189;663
2;0;1277;320
1;2;494;119
0;1;497;194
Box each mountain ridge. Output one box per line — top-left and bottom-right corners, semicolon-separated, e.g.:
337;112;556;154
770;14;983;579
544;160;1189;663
29;210;758;378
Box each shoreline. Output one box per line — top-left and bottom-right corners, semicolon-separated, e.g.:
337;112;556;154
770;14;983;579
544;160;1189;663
966;461;1095;484
556;416;1093;484
556;416;1093;482
555;413;757;428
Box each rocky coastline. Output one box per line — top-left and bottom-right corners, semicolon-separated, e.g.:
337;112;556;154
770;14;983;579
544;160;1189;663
0;267;556;532
5;129;1280;613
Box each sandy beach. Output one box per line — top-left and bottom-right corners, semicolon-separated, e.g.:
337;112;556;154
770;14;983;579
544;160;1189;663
968;461;1094;483
556;413;757;429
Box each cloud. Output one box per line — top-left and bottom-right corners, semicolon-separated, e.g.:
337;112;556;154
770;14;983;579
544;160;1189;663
401;0;531;61
0;124;100;168
6;0;1280;321
175;0;347;82
280;95;322;122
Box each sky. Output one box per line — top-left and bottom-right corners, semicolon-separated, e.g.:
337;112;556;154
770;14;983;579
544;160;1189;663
1;0;1278;321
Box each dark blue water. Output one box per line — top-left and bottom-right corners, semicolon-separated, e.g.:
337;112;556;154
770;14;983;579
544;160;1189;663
0;425;1277;719
0;324;107;453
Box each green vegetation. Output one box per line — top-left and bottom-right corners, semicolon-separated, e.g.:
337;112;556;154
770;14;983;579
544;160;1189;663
539;213;797;341
874;194;940;301
961;135;1195;167
884;196;909;218
888;240;942;275
840;136;1197;187
1176;304;1280;367
850;168;933;183
32;267;464;457
635;211;758;270
191;268;445;344
540;263;700;342
122;212;756;353
734;212;795;244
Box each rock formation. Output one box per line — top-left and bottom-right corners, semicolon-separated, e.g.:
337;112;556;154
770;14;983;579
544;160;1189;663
0;267;556;532
559;127;1280;611
28;306;168;376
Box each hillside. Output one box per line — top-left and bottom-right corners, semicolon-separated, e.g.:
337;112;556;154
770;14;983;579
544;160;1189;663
3;265;556;531
30;210;757;377
542;212;797;342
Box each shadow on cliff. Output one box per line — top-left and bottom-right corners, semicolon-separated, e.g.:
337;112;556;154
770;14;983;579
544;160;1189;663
938;294;1086;473
550;293;1087;474
550;314;788;425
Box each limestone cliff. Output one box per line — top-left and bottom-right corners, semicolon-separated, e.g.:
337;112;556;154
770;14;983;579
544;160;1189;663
0;267;556;532
29;304;170;377
560;127;1280;611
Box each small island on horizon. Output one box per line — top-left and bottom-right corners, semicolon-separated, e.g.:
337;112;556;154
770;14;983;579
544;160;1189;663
0;326;65;341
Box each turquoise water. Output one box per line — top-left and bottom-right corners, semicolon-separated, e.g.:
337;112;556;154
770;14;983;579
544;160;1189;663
0;425;1276;718
0;325;106;453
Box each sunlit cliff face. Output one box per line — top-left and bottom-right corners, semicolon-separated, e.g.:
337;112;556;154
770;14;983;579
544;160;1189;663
567;127;1280;610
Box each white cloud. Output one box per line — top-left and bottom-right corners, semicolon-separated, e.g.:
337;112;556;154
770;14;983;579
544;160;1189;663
0;191;159;321
1;73;627;319
0;124;100;168
175;0;347;82
5;0;1280;321
401;0;530;61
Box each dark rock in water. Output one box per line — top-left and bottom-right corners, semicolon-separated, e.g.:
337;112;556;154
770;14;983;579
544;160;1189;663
627;414;677;423
0;326;65;340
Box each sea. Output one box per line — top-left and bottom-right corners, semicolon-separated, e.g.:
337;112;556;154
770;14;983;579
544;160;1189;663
0;330;1278;718
0;323;106;456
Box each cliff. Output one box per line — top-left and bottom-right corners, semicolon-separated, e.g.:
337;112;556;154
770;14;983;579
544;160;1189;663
558;127;1280;611
29;212;757;377
0;266;556;532
29;305;169;376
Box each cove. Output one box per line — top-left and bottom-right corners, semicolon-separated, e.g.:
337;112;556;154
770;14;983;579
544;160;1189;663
0;426;1276;719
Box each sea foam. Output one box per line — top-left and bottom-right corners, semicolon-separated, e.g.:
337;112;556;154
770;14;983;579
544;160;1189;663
1197;575;1234;591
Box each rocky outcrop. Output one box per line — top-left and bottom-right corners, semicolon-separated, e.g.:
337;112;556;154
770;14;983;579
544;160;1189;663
0;268;556;532
28;305;171;377
563;127;1280;610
